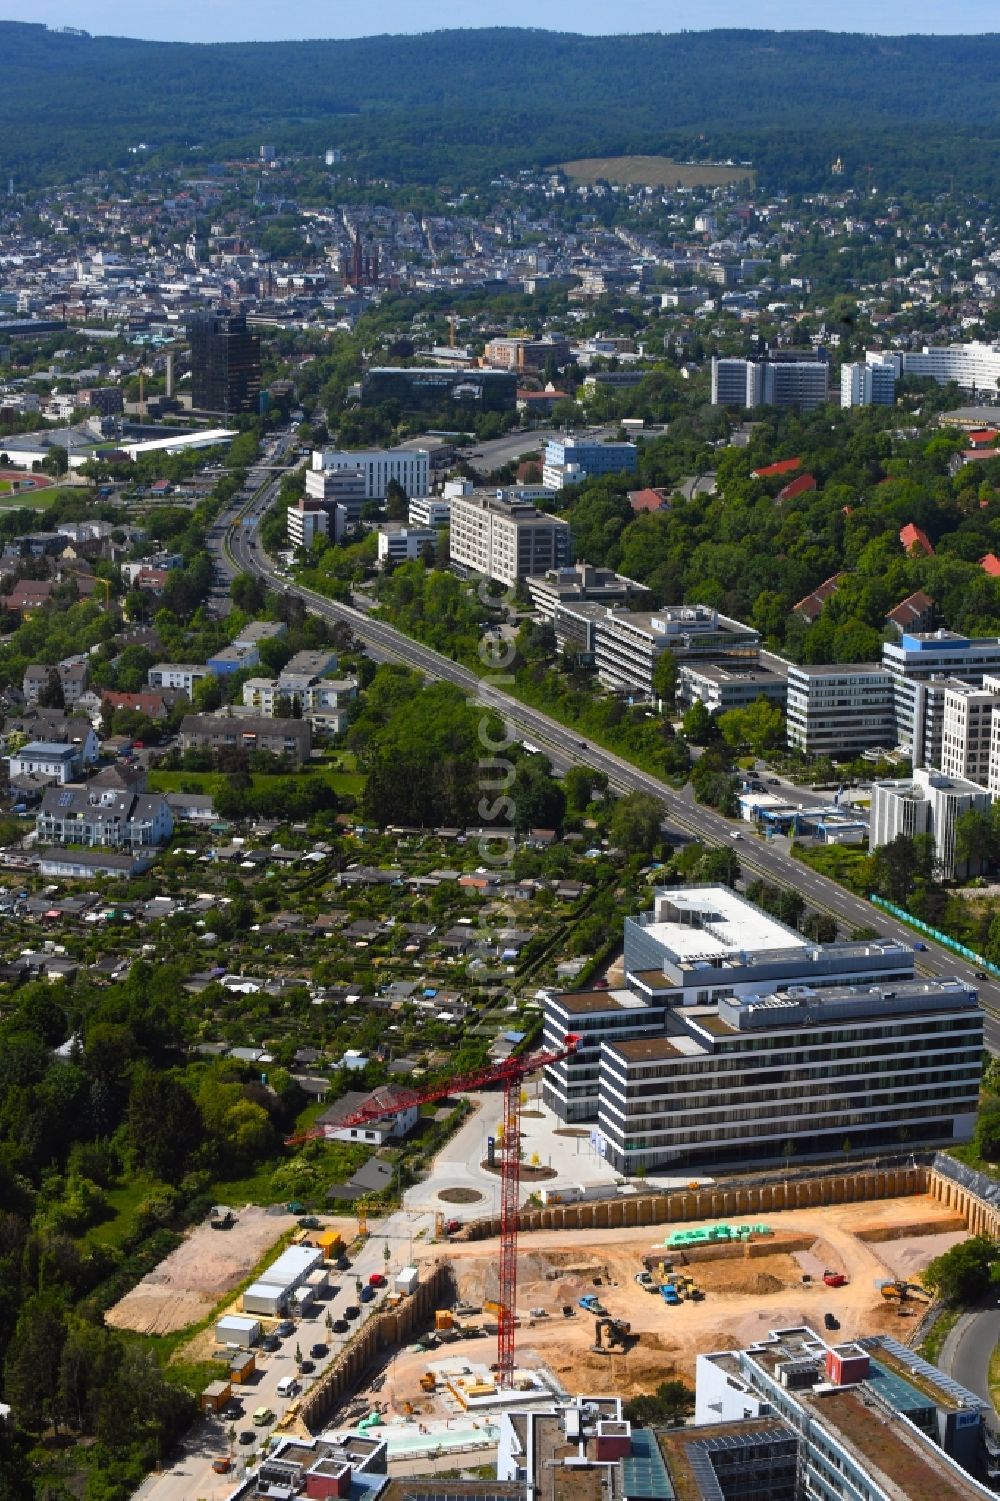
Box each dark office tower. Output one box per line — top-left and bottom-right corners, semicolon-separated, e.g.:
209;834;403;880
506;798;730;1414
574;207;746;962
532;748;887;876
187;311;261;418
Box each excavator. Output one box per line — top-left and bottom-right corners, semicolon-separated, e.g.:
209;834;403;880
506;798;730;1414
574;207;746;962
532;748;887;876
593;1317;634;1352
880;1281;932;1303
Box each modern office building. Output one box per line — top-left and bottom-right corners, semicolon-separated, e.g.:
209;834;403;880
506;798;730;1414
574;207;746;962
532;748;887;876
785;662;895;756
543;885;979;1172
361;366;517;412
303;465;367;521
375;523;438;566
407;496;451;528
882;630;1000;765
187;311;261;416
310;446;429;502
592;604;759;697
448;493;572;587
542;435;638;490
870;767;992;880
840;358;896;407
940;679;997;786
524;562;639;620
900;341;1000;395
677;661;788;714
286;498;347;551
695;1327;996;1501
711;354;830;411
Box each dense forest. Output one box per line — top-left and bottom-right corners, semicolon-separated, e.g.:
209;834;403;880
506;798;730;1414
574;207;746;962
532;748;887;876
3;24;1000;191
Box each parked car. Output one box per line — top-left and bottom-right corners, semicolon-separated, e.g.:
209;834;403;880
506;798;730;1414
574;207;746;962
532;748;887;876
275;1320;295;1338
310;1343;327;1358
252;1407;275;1426
344;1305;361;1321
332;1319;349;1334
261;1335;281;1352
221;1401;244;1420
238;1431;256;1446
360;1285;375;1303
368;1273;387;1288
299;1359;315;1373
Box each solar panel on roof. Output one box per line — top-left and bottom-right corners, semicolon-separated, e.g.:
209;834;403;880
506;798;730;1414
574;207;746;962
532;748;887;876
58;791;73;807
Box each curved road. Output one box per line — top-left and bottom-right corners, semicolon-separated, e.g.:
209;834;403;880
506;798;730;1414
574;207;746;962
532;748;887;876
941;1305;1000;1417
210;438;1000;1055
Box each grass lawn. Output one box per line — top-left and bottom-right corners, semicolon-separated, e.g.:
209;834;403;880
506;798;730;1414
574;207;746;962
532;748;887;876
149;766;365;799
556;154;755;187
86;1174;159;1249
0;486;59;511
792;842;870;896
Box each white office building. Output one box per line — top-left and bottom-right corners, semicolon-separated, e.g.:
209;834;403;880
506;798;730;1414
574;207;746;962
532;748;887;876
287;499;347;551
593;604;759;697
870;767;992;879
376;523;438;566
882;629;1000;766
899;341;1000;395
785;663;895;756
449;493;572;587
542;885;981;1172
407;496;451;528
311;446;429;501
147;663;213;695
940;679;998;786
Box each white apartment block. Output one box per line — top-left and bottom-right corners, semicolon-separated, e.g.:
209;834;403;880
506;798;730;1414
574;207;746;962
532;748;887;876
940;679;997;785
840;358;896;407
448;493;572;588
147;663;213;694
376;523;437;566
785;663;895;755
287;501;346;551
987;674;1000;795
870;767;992;880
311;446;429;501
593;604;759;697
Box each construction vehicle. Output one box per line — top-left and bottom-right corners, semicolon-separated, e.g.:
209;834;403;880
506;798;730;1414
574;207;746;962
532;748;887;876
593;1317;633;1351
880;1280;931;1303
579;1294;607;1315
823;1271;847;1288
660;1284;681;1306
287;1030;580;1390
419;1372;436;1392
634;1271;658;1292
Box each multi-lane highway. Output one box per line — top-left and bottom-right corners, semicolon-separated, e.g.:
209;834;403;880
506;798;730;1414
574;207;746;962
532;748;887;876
212;435;1000;1054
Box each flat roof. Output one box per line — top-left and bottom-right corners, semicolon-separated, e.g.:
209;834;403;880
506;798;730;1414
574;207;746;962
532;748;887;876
802;1388;983;1501
645;887;807;965
555;989;651;1015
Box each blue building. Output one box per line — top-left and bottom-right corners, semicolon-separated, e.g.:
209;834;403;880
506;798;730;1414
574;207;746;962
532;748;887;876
543;436;638;490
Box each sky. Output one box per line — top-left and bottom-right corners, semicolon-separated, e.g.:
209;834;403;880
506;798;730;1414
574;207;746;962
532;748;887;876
4;0;999;42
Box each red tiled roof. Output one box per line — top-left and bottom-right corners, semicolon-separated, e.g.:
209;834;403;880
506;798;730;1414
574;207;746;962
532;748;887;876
101;690;169;717
899;522;935;556
967;429;999;446
628;487;670;512
794;572;844;623
752;457;802;479
981;554;1000;577
886;589;934;628
777;473;816;501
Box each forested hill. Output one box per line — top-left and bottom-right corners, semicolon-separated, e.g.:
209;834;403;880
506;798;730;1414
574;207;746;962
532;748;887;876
3;23;1000;190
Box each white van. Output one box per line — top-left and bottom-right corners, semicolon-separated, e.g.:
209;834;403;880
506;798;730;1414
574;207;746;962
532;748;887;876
276;1376;299;1399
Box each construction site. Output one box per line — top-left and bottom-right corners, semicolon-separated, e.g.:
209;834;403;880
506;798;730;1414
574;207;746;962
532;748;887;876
319;1190;966;1437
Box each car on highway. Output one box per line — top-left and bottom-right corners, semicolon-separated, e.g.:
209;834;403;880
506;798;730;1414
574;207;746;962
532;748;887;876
913;942;927;951
976;970;990;980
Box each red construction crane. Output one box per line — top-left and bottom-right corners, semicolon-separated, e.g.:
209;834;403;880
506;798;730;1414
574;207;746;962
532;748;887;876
286;1033;579;1387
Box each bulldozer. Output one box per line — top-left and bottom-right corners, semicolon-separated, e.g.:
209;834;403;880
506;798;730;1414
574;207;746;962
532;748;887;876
593;1317;634;1352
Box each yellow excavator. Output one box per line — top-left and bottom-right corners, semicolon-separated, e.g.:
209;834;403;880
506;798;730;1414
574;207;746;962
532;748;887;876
880;1281;931;1303
593;1317;634;1351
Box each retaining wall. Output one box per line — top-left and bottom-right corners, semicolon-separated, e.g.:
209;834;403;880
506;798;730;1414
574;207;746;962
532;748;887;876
297;1264;453;1434
927;1165;1000;1240
461;1164;929;1240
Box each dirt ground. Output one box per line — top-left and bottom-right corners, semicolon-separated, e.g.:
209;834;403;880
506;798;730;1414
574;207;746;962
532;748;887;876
392;1194;965;1401
105;1207;354;1335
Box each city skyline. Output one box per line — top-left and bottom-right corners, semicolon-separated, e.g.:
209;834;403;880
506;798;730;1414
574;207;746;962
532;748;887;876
3;1;998;42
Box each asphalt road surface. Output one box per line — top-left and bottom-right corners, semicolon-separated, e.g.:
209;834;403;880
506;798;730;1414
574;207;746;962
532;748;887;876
942;1304;1000;1415
214;444;1000;1055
